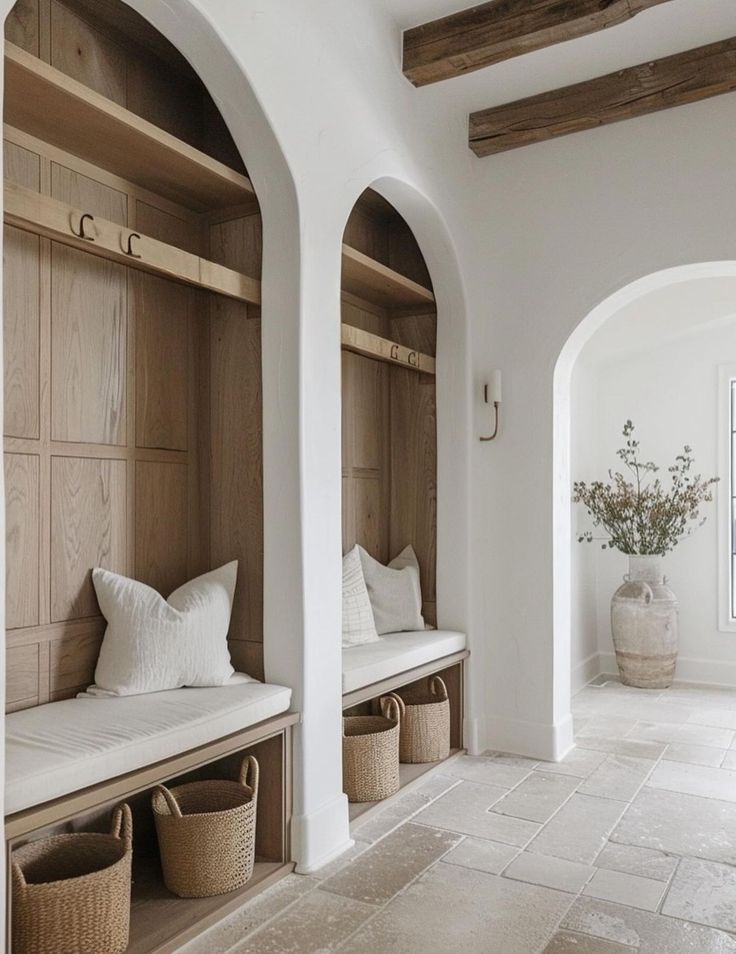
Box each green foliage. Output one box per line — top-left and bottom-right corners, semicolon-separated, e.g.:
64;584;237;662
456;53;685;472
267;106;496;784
573;421;719;555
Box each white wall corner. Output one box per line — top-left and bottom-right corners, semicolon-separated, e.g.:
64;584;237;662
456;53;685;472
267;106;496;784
291;792;353;875
483;712;575;762
572;651;602;695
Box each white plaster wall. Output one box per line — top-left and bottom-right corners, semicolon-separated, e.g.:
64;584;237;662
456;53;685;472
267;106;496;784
572;314;736;686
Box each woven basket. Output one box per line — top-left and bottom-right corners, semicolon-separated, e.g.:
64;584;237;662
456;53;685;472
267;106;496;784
387;675;450;764
343;696;401;802
11;803;133;954
152;755;258;898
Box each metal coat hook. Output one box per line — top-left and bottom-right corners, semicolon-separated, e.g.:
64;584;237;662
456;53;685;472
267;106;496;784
73;212;95;241
408;351;418;367
480;372;502;442
125;232;142;258
390;344;399;360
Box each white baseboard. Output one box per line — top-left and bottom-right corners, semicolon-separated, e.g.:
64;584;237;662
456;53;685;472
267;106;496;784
482;712;574;763
572;651;603;694
292;792;352;874
599;651;736;689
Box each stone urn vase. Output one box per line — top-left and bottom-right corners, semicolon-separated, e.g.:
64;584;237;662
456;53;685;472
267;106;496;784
610;555;679;689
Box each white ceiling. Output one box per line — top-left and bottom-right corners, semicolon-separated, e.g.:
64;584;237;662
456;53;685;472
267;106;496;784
382;0;736;114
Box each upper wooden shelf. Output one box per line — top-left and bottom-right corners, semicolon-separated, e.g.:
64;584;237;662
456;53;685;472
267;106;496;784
4;43;257;212
341;244;435;310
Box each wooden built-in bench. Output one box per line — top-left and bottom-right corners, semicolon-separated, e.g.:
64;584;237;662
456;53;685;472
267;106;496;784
5;681;298;954
342;633;469;824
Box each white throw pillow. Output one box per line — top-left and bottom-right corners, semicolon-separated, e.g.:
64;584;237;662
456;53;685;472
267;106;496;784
342;546;379;647
88;562;237;696
358;545;424;635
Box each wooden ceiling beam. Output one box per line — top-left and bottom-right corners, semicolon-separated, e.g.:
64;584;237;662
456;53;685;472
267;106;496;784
403;0;673;87
469;37;736;157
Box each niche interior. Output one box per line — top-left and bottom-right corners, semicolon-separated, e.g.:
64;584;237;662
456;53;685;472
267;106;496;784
341;188;437;624
3;0;265;713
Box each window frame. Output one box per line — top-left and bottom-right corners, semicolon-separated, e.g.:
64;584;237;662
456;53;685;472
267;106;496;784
719;363;736;632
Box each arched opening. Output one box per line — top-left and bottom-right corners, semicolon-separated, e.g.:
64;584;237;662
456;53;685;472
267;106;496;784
338;181;471;816
553;263;736;741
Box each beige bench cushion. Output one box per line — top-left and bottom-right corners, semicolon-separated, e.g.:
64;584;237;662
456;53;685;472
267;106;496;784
342;630;466;694
6;675;292;814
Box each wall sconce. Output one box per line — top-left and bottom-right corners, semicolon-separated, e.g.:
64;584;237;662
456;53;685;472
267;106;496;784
480;370;502;442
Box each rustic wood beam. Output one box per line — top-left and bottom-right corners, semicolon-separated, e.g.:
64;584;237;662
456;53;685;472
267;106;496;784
403;0;673;87
469;37;736;157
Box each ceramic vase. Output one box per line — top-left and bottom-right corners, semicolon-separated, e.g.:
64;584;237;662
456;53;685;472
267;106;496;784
610;554;678;689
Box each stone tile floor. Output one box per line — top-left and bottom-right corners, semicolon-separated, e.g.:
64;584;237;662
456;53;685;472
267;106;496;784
182;676;736;953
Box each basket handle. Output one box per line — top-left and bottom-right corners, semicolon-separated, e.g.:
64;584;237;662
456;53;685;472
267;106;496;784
382;692;405;721
239;755;260;800
110;803;133;849
11;858;26;892
153;784;182;819
429;676;448;701
380;695;401;725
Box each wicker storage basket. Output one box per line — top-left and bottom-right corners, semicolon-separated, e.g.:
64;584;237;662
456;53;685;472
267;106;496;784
11;803;133;954
387;675;450;764
152;754;258;898
343;696;401;802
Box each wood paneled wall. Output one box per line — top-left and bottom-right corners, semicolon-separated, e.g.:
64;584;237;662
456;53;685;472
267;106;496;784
341;198;437;625
4;0;264;709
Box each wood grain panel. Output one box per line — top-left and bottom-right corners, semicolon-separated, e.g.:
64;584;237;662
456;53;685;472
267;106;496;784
351;353;388;471
4;0;39;55
209;213;262;277
135;460;188;597
49;0;127;105
210;298;262;644
51;162;128;224
390;366;437;606
228;639;265;683
4;225;40;438
126;57;202;152
6;643;39;710
353;476;386;562
50;455;126;621
134;272;190;451
341;296;390;336
51;243;127;445
5;453;39;628
4;138;41;190
50;625;104;696
343;207;389;266
136;200;200;256
341;474;353;554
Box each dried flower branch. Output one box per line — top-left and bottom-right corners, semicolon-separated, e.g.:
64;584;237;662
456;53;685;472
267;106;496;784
573;421;719;555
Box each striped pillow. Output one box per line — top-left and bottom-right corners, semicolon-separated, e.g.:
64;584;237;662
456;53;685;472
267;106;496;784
342;546;379;646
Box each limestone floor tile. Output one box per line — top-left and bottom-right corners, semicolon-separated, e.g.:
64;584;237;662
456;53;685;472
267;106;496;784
570;736;666;761
351;790;435;843
663;686;736;710
493;771;580;822
310;840;370;881
563;897;736;953
528;795;626;864
179;874;319;954
576;718;640;739
444;753;536;788
541;747;609;779
414;772;459;800
721;750;736;769
688;709;736;730
611;788;736;865
593;843;678;882
503;851;595;893
230;888;375;954
320;822;460;905
662;857;736;932
646;759;736;803
577;755;653;802
543;930;636;953
442;836;520;875
413;780;540;844
664;742;727;767
628;722;734;748
338;861;575;954
582;868;666;912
